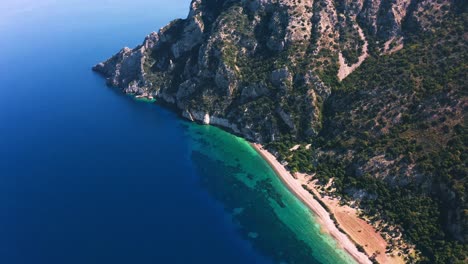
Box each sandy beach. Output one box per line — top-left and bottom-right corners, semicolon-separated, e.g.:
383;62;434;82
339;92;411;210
296;174;405;264
251;143;373;264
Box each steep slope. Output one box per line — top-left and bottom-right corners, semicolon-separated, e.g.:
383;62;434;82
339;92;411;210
94;0;453;142
312;11;467;263
93;0;467;263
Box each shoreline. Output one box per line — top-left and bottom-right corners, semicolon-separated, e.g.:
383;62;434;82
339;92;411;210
251;143;372;264
121;89;402;264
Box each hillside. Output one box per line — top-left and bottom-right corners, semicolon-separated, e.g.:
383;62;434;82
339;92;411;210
93;0;467;262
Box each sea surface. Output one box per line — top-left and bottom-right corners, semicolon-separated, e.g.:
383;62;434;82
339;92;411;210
0;1;356;263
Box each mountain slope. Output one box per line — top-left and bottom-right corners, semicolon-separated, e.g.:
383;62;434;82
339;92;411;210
93;0;467;262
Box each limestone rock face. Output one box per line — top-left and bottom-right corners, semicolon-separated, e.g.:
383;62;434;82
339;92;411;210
270;68;292;89
93;0;453;142
93;47;144;88
240;83;268;102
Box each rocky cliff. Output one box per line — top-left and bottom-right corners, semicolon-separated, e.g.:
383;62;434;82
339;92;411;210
93;0;466;262
93;0;453;142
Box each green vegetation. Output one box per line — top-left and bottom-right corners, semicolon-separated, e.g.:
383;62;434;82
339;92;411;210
112;1;467;262
167;4;467;262
266;12;467;264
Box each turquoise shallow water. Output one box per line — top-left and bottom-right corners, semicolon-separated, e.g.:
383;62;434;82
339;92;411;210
186;124;357;264
0;0;355;263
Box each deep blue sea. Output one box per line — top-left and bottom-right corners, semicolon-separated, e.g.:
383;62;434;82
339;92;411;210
0;1;355;264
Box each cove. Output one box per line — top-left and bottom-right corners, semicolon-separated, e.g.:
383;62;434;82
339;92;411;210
0;1;355;263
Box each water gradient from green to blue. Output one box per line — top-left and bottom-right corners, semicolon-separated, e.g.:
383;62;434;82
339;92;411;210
0;1;356;263
185;124;357;264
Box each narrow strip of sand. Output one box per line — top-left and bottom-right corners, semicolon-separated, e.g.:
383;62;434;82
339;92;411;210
251;143;372;264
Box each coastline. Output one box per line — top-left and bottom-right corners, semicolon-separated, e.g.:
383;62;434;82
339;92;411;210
99;64;404;264
120;90;403;264
251;143;372;264
127;91;403;264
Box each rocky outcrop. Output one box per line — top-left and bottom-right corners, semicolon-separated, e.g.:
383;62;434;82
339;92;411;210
93;0;451;142
92;0;456;141
93;0;466;260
